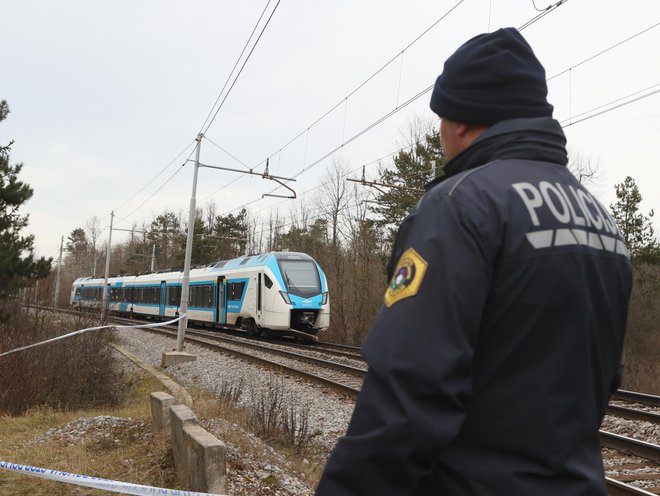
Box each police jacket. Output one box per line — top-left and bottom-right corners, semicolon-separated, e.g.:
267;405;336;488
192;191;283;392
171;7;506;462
315;117;633;496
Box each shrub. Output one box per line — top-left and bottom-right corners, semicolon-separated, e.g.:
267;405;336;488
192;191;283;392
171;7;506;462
0;305;124;415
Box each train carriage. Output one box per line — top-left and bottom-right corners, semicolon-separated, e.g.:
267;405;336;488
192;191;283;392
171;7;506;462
70;251;330;340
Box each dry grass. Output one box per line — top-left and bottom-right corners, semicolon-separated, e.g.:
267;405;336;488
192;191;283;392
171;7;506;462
0;371;180;495
191;377;326;491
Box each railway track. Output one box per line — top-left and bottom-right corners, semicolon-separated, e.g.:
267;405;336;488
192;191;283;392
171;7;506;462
602;393;660;494
110;316;363;399
603;436;660;495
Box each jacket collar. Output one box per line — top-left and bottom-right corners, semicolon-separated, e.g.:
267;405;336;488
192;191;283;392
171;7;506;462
426;117;568;191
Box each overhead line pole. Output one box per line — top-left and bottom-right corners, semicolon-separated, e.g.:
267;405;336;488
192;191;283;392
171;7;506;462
101;211;114;323
53;235;64;308
177;133;203;353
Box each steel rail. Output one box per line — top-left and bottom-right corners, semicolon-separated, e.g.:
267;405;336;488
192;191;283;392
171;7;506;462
600;431;660;464
317;340;362;353
607;405;660;424
606;477;657;496
613;390;660;408
273;339;364;361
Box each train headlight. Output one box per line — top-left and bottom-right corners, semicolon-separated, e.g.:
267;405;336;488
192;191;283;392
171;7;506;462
322;292;328;305
279;291;291;305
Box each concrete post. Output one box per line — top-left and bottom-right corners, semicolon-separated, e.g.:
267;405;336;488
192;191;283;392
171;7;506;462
150;392;175;433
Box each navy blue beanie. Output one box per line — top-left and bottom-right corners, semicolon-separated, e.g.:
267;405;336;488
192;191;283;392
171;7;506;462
430;27;553;125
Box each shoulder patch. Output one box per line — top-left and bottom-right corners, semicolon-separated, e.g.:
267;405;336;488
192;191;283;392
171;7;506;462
384;247;428;308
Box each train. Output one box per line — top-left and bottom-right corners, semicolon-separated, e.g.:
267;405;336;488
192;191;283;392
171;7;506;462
70;251;330;341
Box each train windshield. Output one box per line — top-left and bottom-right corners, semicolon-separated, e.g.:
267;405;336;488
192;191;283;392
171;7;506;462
279;260;321;297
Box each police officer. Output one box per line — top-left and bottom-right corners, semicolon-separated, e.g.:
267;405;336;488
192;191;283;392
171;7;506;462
315;27;632;496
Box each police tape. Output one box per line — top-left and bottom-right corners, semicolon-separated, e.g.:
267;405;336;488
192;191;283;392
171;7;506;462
0;314;186;359
0;461;225;495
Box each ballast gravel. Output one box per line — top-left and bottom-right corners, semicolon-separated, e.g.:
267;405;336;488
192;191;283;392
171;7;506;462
113;328;357;495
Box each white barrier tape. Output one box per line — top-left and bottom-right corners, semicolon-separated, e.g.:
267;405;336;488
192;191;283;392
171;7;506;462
0;314;186;359
0;461;225;495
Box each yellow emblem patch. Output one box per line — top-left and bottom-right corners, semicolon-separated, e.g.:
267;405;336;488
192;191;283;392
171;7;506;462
384;247;428;308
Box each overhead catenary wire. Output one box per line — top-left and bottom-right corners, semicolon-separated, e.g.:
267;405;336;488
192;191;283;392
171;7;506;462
123;0;564;234
546;21;660;82
109;0;577;236
202;0;282;136
218;1;570;212
113;140;196;216
531;0;550;12
561;82;660;127
518;0;567;30
221;140;424;219
255;0;467;170
114;1;281;226
91;0;564;233
117;151;194;223
198;0;274;135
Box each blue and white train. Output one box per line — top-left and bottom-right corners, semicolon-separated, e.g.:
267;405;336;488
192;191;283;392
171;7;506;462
70;251;330;340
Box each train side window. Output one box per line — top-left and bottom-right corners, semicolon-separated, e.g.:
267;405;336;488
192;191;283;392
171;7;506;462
264;274;273;289
227;281;246;300
167;286;179;306
188;285;212;307
204;285;213;307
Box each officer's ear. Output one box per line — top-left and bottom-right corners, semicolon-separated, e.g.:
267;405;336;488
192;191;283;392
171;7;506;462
454;122;471;138
457;122;489;148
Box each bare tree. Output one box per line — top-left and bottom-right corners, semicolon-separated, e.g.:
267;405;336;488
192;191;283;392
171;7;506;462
317;158;352;248
266;210;281;251
568;149;602;187
86;216;102;275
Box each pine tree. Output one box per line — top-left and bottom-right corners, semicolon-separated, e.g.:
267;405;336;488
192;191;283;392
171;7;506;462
212;209;248;259
610;176;658;258
0;100;51;299
370;126;444;244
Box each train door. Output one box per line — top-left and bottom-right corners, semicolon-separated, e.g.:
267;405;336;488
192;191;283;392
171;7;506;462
159;281;166;317
216;276;227;324
257;273;262;323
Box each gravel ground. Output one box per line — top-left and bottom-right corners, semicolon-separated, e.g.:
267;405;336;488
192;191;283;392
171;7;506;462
114;328;357;495
602;415;660;445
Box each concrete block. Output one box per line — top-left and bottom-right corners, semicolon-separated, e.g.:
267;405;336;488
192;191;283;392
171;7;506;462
161;351;196;368
184;424;227;494
150;392;175;434
169;404;198;480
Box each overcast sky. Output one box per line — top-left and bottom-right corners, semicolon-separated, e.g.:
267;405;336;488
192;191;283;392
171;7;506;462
2;0;659;259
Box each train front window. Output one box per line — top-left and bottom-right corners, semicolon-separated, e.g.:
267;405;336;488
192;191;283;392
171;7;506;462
279;260;321;297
